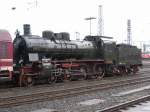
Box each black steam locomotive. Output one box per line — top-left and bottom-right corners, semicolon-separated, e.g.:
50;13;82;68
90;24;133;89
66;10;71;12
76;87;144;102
13;24;142;86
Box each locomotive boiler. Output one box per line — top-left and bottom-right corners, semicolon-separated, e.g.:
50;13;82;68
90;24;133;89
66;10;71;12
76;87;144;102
13;25;106;65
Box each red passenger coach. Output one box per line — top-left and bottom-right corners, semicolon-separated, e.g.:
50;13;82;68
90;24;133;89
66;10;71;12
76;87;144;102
0;30;13;80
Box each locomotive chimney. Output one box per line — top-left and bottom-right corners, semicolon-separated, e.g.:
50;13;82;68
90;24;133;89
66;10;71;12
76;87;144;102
23;24;31;35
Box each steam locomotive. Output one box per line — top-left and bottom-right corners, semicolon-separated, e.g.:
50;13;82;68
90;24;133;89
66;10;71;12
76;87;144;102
0;24;142;86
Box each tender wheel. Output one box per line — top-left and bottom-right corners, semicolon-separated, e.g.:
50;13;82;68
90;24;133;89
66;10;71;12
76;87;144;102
132;66;139;74
94;65;104;79
69;75;74;81
119;67;127;76
48;75;56;84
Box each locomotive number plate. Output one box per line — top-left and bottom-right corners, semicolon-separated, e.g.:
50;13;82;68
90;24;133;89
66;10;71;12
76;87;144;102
29;53;39;62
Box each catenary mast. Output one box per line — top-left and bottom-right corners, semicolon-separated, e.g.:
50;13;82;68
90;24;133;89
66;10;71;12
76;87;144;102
127;19;132;45
98;5;104;36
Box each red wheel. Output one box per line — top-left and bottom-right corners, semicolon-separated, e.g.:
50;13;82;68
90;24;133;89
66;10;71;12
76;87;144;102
22;75;34;87
94;64;104;79
80;66;87;80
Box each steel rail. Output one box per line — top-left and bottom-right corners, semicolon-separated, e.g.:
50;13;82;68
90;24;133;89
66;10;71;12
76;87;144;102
0;68;148;89
98;95;150;112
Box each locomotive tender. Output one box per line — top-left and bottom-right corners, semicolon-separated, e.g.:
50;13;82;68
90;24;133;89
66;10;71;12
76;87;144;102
12;24;142;86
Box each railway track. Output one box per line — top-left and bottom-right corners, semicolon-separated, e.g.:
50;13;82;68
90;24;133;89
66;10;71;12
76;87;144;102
0;68;149;89
1;75;150;108
98;95;150;112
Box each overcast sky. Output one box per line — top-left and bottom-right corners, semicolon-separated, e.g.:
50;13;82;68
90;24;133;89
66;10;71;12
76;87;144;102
0;0;150;45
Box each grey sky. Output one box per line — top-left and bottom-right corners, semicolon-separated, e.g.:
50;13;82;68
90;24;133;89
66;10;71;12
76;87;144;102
0;0;150;45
